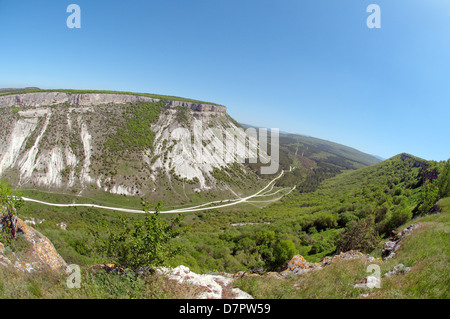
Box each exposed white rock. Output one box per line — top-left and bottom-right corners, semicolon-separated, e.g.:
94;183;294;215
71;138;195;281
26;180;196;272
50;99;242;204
79;117;92;185
57;222;67;230
384;264;411;277
18;112;52;185
149;113;266;190
156;265;253;299
0;117;39;176
40;147;64;187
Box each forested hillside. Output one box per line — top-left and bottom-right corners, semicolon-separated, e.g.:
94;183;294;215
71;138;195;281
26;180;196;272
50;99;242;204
247;130;381;193
168;153;449;272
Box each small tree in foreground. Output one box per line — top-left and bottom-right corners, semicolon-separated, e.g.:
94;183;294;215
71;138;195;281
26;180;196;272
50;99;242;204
91;201;183;269
0;180;24;247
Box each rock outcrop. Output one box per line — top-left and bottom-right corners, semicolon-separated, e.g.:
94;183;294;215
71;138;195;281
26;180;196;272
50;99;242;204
0;92;226;113
92;264;253;299
279;250;365;277
382;223;420;260
383;264;411;277
156;265;253;299
230;250;368;280
400;153;438;183
0;216;67;272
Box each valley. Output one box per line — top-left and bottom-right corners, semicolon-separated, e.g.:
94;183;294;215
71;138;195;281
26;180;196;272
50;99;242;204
19;169;295;214
0;89;448;300
1;0;449;305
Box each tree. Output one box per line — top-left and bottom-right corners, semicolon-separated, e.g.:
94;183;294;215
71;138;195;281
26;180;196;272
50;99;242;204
0;180;24;246
272;240;298;270
337;217;381;253
416;159;450;215
437;159;450;199
90;201;184;269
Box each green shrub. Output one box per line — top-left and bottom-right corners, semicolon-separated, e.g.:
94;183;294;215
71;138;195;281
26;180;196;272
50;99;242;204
105;101;163;153
337;217;381;253
89;202;184;269
272;240;297;270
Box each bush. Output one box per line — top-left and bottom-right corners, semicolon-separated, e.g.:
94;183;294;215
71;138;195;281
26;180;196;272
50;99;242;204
337;218;380;253
338;211;358;227
272;240;297;270
90;201;184;269
377;207;412;235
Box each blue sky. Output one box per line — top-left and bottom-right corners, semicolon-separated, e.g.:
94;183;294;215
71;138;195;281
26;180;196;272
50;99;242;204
0;0;449;161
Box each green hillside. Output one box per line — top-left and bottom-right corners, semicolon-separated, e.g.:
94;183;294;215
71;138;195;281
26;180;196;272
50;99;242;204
10;152;446;276
164;153;449;272
234;197;450;299
245;130;382;193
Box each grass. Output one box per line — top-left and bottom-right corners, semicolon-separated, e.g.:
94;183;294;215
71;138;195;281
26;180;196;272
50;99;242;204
369;197;450;298
0;266;204;299
233;197;450;299
1;183;448;299
234;259;367;299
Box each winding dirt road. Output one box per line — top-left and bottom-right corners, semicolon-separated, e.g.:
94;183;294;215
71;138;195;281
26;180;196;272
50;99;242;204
21;170;294;214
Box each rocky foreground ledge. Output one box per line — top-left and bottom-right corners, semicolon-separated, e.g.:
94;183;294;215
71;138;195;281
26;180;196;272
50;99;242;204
0;216;421;299
0;92;227;113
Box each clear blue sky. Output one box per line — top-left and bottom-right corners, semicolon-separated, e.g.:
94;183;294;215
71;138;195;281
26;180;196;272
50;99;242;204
1;0;449;161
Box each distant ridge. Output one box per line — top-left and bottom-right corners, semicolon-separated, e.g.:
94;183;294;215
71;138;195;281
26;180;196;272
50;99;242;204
240;122;381;167
0;87;40;94
372;154;386;161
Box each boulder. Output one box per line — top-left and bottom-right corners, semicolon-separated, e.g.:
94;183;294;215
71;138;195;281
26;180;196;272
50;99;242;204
0;217;67;272
384;264;411;277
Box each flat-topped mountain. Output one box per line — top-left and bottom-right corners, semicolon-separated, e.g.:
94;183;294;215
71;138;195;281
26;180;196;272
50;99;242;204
0;90;266;205
0;91;226;113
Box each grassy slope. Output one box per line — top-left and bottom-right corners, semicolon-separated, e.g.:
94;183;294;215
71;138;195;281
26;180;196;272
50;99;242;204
1;198;447;299
234;197;450;299
0;265;204;299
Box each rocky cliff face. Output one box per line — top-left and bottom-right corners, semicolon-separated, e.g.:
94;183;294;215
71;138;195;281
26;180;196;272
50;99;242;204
0;92;226;113
0;92;264;202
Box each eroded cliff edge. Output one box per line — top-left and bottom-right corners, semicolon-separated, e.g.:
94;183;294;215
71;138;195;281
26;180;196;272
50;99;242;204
0;92;226;113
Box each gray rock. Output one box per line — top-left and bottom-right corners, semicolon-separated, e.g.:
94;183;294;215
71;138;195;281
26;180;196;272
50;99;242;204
0;92;227;113
384;264;411;277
